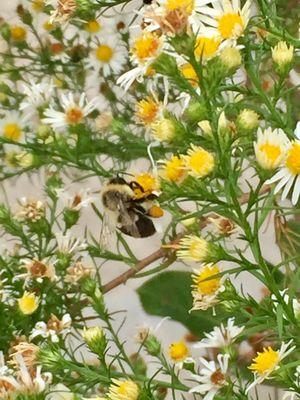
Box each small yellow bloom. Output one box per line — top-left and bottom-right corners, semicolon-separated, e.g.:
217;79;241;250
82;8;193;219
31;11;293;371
131;32;161;63
219;47;242;69
249;347;279;375
151;118;175;142
96;45;114;63
43;20;55;31
285;142;300;175
3;123;23;141
18;292;39;315
85;20;101;33
82;326;104;343
192;264;221;295
135;97;160;126
159;155;186;183
169;341;189;362
272;41;294;68
108;379;139;400
177;235;209;262
237;109;259;131
10;25;27;41
194;36;221;60
183;144;214;178
217;12;244;39
133;173;159;199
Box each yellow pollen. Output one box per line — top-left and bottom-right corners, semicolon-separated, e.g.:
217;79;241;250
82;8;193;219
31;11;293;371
259;143;282;163
136;97;159;126
96;45;113;62
85;20;101;33
194;37;221;59
165;0;195;15
249;347;279;375
286;142;300;175
65;107;84;125
132;32;160;62
3;123;22;141
180;63;198;87
148;205;164;218
169;341;189;362
10;25;27;41
217;13;244;39
194;265;221;295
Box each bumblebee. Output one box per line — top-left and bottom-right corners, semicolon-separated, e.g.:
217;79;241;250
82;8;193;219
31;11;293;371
100;177;163;249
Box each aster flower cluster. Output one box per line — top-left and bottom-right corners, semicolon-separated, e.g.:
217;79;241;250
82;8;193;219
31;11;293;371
0;0;299;399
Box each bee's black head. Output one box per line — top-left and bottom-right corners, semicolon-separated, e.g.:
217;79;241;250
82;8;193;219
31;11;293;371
109;177;127;185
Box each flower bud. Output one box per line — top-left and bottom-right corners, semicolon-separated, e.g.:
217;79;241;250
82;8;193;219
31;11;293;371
151;118;175;142
220;47;242;70
237;109;260;131
271;41;294;72
82;326;107;356
144;334;161;356
198;120;212;135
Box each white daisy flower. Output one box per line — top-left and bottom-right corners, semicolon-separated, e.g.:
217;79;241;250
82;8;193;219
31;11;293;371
194;318;244;350
42;92;100;130
55;187;95;211
55;231;87;254
189;353;230;400
117;30;165;91
254;127;290;170
30;314;72;342
246;340;295;394
88;36;127;77
266;124;300;205
0;111;29;142
196;0;252;43
20;79;54;117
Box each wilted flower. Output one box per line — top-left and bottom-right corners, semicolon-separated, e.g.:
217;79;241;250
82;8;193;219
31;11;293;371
30;314;71;342
18;259;56;283
64;261;93;284
14;198;45;222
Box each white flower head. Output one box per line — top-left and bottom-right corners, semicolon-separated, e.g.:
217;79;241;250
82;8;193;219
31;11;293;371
20;79;54;116
189;353;230;400
42;92;100;130
194;318;244;349
55;231;87;255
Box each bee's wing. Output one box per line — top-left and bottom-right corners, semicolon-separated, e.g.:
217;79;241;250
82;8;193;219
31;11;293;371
118;202;141;238
100;210;118;250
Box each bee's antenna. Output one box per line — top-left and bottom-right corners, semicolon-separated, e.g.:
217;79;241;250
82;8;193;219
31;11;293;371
147;141;159;176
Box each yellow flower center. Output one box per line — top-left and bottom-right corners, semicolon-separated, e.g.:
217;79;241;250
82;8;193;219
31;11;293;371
132;32;160;63
259;143;282;163
249;347;279;375
169;341;189;362
18;292;39;315
162;155;186;182
96;45;113;62
43;20;55;31
10;26;27;41
31;0;45;12
180;63;198;87
136;97;159;126
194;37;221;59
65;107;84;125
134;173;159;199
113;380;139;400
85;20;101;33
184;146;215;178
217;13;244;39
3;123;22;141
194;265;221;295
165;0;195;15
286;142;300;175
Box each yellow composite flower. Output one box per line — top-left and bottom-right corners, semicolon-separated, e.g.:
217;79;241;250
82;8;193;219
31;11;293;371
135;97;161;126
169;341;190;362
183;144;214;178
108;379;139;400
194;36;221;61
254;127;289;170
131;32;162;64
177;235;209;262
159;155;186;183
18;292;39;315
271;41;294;68
179;63;199;87
151;118;175;142
133;172;160;199
10;25;27;41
